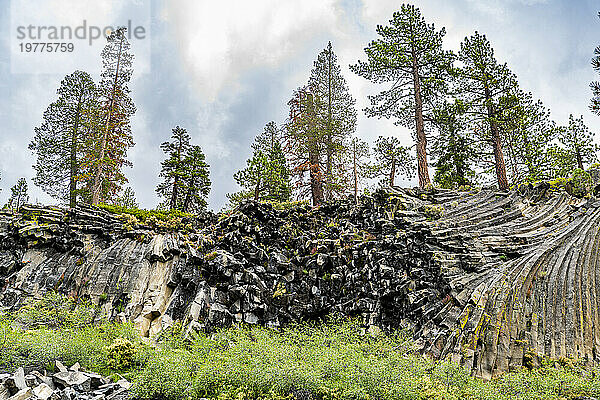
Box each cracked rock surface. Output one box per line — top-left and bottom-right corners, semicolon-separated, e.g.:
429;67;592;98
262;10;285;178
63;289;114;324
0;185;596;378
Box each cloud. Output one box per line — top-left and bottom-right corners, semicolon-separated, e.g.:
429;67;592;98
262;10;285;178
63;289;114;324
161;0;341;101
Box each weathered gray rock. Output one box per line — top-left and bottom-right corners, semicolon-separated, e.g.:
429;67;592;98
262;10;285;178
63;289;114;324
6;388;32;400
68;363;79;373
115;379;131;390
22;376;35;389
0;386;9;400
30;371;54;390
54;362;67;374
32;383;56;400
52;372;90;391
0;366;127;400
4;368;26;395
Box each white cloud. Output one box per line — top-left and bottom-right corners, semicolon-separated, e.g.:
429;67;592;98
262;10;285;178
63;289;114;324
194;101;233;160
161;0;341;101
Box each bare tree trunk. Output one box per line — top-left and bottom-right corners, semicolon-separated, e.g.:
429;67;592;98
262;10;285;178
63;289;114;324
304;93;323;206
505;130;520;184
491;124;509;191
169;139;183;211
353;141;358;204
169;174;179;210
325;44;333;201
309;148;323;206
576;150;584;170
69;95;82;208
411;50;431;189
254;176;261;201
182;177;194;212
389;158;396;187
92;131;107;205
485;86;509;191
523;133;533;179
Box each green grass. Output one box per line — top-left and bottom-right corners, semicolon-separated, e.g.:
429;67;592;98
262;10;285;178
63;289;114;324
2;294;600;399
95;203;198;232
96;203;194;223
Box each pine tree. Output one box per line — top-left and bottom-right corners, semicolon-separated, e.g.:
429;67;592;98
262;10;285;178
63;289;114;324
180;145;211;213
557;114;598;171
284;88;324;205
229;122;291;206
457;32;518;191
156;126;191;211
156;127;211;212
29;71;96;207
350;5;454;188
499;91;557;183
283;43;357;206
113;186;138;209
591;12;600;115
372;136;415;187
309;42;357;200
547;145;575;178
431;100;477;188
89;27;135;205
8;178;29;211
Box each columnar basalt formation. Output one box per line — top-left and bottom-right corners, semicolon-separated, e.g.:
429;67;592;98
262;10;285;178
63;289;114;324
0;185;596;378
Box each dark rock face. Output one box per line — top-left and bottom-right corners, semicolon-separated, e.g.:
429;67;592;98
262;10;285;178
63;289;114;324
0;186;596;378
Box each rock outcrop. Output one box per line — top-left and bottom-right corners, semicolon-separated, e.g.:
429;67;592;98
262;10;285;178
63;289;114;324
0;362;130;400
0;185;598;378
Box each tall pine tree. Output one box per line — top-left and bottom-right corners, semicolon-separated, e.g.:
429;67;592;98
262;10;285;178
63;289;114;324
457;32;517;191
351;5;454;188
180;145;211;213
284;42;357;205
284;88;324;205
29;71;96;207
88;27;135;205
308;42;357;200
157;126;191;210
500;91;557;183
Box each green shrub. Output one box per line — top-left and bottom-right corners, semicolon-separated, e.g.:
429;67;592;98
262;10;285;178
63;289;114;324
15;292;95;330
96;203;194;231
568;168;593;197
265;200;310;211
105;337;136;371
422;204;444;221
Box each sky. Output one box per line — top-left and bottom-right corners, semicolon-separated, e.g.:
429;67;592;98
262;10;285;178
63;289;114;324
0;0;599;211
